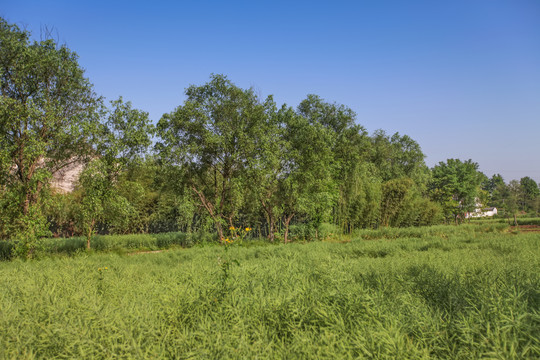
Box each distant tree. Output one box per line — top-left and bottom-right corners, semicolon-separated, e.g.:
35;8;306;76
483;174;504;206
429;159;484;223
370;130;429;187
506;180;522;225
483;174;505;194
0;18;100;255
520;176;540;211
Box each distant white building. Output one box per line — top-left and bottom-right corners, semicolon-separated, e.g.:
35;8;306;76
465;207;498;218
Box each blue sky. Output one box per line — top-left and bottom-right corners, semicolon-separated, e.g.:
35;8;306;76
3;0;540;182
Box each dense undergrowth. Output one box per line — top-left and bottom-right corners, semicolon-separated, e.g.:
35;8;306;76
0;221;525;261
0;225;539;359
0;222;515;261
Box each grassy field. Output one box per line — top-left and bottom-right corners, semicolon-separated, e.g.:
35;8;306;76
0;225;539;359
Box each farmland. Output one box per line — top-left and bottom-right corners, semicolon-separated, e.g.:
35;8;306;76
1;224;539;359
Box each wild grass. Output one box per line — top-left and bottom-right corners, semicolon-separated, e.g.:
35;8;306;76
0;225;538;358
470;217;540;226
0;232;210;260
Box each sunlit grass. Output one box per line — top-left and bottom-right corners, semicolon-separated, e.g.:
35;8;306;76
0;225;538;358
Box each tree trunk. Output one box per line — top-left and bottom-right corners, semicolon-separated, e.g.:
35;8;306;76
191;185;224;242
268;217;275;242
216;222;224;242
283;213;294;243
87;219;95;250
261;199;275;242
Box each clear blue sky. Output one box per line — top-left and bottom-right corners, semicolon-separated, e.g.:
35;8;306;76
3;0;540;182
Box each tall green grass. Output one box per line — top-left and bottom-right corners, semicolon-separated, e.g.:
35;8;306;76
0;232;205;260
354;222;509;240
0;226;538;358
470;217;540;226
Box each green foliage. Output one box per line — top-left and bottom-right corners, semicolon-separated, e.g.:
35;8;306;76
279;108;336;241
0;227;538;358
370;130;430;186
77;98;153;249
429;159;484;223
380;177;414;226
520;176;540;200
0;18;100;254
24;232;192;257
354;222;508;240
154;78;439;241
1;20;511;247
157;74;275;240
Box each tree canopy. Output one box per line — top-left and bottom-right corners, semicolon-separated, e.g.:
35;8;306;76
0;19;100;254
2;17;537;255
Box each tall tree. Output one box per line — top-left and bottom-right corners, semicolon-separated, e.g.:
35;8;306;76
244;103;287;241
520;176;540;211
370;130;429;186
380;177;414;227
157;74;274;241
77;98;153;249
506;180;522;225
279;111;335;242
0;19;100;254
429;159;484;223
297;95;372;233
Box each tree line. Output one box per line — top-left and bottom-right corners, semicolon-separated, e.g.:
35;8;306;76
1;19;539;255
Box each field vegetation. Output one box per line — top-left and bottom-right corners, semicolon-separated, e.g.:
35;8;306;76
2;14;540;360
1;224;539;359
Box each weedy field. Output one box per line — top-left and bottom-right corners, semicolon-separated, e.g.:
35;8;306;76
0;225;539;359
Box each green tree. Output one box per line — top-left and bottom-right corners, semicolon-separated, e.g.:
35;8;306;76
279;111;335;242
520;176;539;213
297;94;374;233
429;159;484;223
380;178;414;227
157;74;274;241
506;180;522;225
0;19;100;255
370;130;429;186
77;98;153;249
243;103;287;241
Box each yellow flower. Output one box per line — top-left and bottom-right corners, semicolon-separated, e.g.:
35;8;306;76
245;227;252;232
229;226;235;230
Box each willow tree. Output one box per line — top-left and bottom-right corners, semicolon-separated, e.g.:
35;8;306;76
0;19;100;254
157;74;275;241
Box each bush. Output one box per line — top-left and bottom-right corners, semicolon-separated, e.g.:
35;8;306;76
0;241;13;261
318;222;340;240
